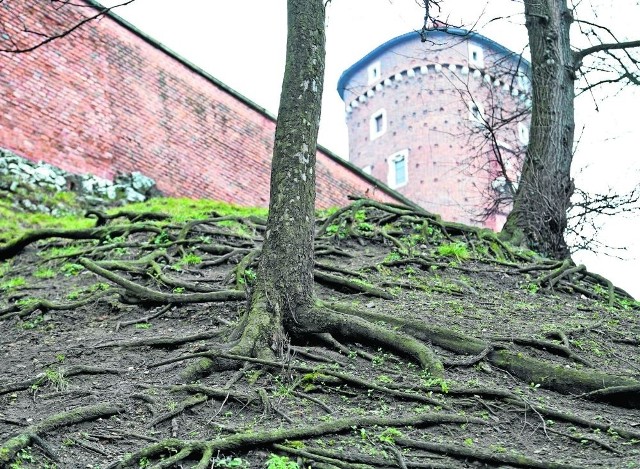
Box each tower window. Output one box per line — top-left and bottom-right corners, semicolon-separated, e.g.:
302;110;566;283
368;61;382;84
468;43;484;68
518;122;530;145
388;150;409;188
370;109;387;140
468;101;485;126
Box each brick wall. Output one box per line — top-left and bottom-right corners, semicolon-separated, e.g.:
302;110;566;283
0;1;406;210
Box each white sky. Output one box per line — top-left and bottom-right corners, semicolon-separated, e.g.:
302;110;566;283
98;0;639;298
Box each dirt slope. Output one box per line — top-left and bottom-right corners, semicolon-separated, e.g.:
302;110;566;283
1;197;639;469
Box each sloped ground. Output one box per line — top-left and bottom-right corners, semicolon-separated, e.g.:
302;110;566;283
0;197;639;469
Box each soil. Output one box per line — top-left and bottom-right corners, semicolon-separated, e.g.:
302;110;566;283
0;199;639;469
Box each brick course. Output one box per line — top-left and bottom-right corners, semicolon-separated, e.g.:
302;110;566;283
0;1;405;210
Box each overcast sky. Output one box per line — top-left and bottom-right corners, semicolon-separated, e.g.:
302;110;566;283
98;0;639;297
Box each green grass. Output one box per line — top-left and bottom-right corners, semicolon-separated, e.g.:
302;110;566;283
114;197;267;223
437;242;470;261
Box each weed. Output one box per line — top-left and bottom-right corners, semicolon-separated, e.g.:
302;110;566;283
376;374;393;384
358;221;374;232
437;242;470;261
384;251;402;263
266;454;298;469
153;231;171;245
0;276;26;291
421;373;450;393
138;456;151;468
377;427;402;444
173;287;185;293
182;253;203;265
33;266;56;279
463;438;474;447
16;297;39;310
60;263;84;276
490;444;507;453
214;456;249;468
135;323;152;329
326;222;347;238
9;447;34;469
21;314;45;330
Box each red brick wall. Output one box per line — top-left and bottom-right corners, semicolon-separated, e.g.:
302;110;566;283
0;1;403;209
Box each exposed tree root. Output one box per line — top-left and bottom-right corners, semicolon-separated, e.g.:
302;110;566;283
0;404;122;464
106;413;483;468
0;366;122;396
394;436;584;469
313;270;394;299
0;224;162;260
79;258;245;304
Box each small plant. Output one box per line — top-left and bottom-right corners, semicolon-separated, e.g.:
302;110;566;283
525;282;539;294
326;221;347;238
44;368;68;391
21;314;45;330
266;454;299;469
376;374;393;384
60;263;84;276
1;276;26;291
384;251;402;263
421;373;450;393
135;323;152;329
182;253;203;265
138;456;150;468
377;427;402;444
437;242;470;261
67;289;82;300
463;437;474;447
9;447;34;469
34;267;56;279
172;287;185;293
244;268;257;282
213;456;249;468
153;231;171;245
55;353;66;363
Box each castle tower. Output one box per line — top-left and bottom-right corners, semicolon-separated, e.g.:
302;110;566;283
338;28;531;230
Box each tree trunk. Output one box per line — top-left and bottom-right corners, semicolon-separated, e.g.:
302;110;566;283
501;0;575;259
232;0;326;357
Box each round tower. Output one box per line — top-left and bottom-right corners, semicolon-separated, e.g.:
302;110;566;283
338;28;531;230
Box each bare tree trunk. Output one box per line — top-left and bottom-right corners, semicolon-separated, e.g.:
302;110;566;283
232;0;326;357
501;0;575;259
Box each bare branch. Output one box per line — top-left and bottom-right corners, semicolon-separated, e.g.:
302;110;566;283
0;0;136;54
574;39;640;66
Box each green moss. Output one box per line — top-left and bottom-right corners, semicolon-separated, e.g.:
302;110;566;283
114;197;267;223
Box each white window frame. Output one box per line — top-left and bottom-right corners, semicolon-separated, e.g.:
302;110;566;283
367;61;382;84
468;43;484;69
388;149;409;189
517;72;531;91
370;109;387;140
468;101;485;126
518;122;530;145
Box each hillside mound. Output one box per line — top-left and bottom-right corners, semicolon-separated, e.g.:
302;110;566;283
0;197;639;469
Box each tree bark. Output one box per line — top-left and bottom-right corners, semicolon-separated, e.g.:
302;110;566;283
232;0;326;357
501;0;575;259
